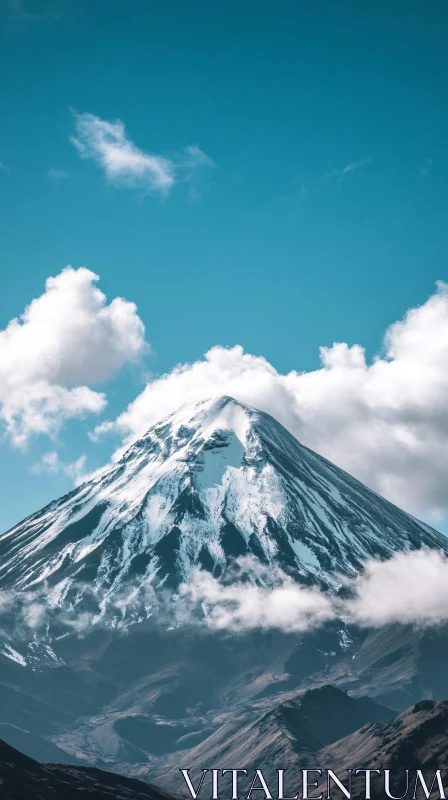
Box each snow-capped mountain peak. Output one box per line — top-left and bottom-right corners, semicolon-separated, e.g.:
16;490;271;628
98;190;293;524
0;396;446;615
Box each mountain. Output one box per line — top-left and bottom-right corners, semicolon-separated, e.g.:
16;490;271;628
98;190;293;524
154;685;395;787
4;615;448;774
1;397;448;775
154;690;448;796
3;694;447;800
0;737;177;800
322;698;448;796
0;396;445;621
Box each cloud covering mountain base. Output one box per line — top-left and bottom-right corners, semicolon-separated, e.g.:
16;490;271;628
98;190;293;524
2;550;448;645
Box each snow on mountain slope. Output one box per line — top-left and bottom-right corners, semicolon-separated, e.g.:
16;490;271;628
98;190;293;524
0;397;446;618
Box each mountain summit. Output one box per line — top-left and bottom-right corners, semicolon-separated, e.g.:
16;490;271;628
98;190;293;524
0;396;445;614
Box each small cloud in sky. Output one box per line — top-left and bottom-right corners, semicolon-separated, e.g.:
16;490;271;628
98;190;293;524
45;167;70;180
64;453;88;484
182;145;217;201
0;162;11;174
7;0;60;24
184;145;216;170
420;157;432;178
7;0;37;20
31;451;59;474
280;156;372;220
31;451;88;484
70;111;215;198
318;155;372;185
71;111;175;194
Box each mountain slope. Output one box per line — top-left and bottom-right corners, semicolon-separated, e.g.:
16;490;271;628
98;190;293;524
153;685;395;787
1;398;448;777
0;397;445;622
3;695;447;800
0;738;177;800
152;692;448;796
322;698;448;780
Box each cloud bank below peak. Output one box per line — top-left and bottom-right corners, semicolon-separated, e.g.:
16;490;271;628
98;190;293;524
70;111;215;196
3;550;448;640
180;549;448;633
95;282;448;520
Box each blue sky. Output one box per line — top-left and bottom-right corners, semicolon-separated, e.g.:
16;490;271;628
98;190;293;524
1;0;448;533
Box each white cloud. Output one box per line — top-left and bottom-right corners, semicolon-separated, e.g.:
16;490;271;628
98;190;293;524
31;450;59;474
71;112;176;193
184;145;216;170
64;453;88;484
45;168;70;180
0;560;334;637
319;156;372;185
30;451;88;484
182;145;216;201
179;563;335;633
420;157;432;178
0;266;146;446
70;112;215;197
94;282;448;519
3;550;448;638
7;0;37;20
345;549;448;628
179;551;448;634
6;0;60;24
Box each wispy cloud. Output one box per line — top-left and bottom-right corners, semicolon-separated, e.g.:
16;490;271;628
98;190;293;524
280;156;372;220
420;157;432;178
70;111;215;198
184;145;216;170
7;0;39;20
0;162;11;174
318;156;372;185
31;451;87;483
7;0;60;24
71;112;176;194
64;453;88;483
182;145;217;201
45;168;70;180
31;451;59;474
